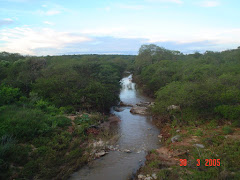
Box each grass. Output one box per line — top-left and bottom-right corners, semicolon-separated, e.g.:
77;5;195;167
194;129;203;136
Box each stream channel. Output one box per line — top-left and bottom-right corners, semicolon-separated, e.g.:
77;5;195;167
70;74;160;180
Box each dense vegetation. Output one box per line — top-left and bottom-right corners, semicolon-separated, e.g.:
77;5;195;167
135;44;240;126
0;52;133;179
134;44;240;179
1;44;240;179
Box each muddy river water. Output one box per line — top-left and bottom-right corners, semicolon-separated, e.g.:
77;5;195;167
70;74;160;180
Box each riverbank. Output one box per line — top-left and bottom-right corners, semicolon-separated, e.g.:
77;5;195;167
135;116;240;179
4;112;120;180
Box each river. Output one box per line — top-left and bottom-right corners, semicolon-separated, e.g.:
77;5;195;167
70;74;160;180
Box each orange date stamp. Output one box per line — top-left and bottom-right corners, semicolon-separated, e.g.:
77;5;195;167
180;159;220;166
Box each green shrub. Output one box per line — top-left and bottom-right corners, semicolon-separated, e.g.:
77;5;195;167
215;105;240;120
20;160;40;179
10;145;31;166
222;125;234;134
232;120;240;127
36;146;50;156
35;99;59;115
52;116;71;128
0;106;53;140
59;106;75;114
0;85;21;105
0;135;16;161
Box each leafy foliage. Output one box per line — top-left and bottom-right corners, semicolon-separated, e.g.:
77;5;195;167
0;53;132;179
135;45;240;124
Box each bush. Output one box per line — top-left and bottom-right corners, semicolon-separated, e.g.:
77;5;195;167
35;99;60;115
215;105;240;120
0;106;53;140
0;85;21;105
59;106;75;114
0;135;16;161
52;116;71;128
222;126;234;135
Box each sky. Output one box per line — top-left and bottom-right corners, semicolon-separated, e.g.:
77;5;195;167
0;0;240;55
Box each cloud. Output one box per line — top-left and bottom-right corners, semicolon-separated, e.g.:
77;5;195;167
146;28;240;48
43;21;54;25
146;0;183;4
36;9;61;16
0;27;91;55
199;1;220;7
45;10;61;15
0;18;14;26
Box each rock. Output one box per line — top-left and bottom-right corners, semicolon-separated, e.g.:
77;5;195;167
167;105;180;111
194;144;205;148
95;151;107;157
144;177;152;180
119;101;133;107
138;174;145;179
150;102;155;106
158;134;163;139
176;129;181;133
108;145;115;150
124;149;132;153
130;106;148;115
136;101;151;107
93;140;105;148
171;135;181;143
152;173;157;179
114;107;124;112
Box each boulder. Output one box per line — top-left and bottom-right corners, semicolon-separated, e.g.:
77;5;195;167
136;101;151;107
144;177;153;180
152;173;157;180
171;135;181;143
119;101;133;107
114;107;124;112
158;134;163;139
123;149;132;153
130;106;148;115
95;151;107;157
138;174;145;179
93;140;105;148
